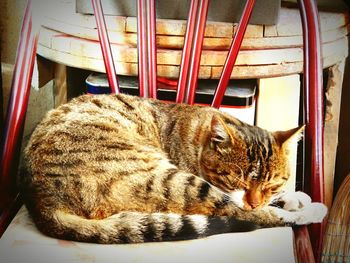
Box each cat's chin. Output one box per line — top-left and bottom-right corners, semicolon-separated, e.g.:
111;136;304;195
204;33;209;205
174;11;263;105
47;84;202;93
229;190;245;209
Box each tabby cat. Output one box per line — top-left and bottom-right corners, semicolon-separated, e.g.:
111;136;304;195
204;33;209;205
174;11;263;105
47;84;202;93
20;93;327;244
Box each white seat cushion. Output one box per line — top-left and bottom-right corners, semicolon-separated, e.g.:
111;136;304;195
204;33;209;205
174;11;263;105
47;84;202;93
0;206;296;263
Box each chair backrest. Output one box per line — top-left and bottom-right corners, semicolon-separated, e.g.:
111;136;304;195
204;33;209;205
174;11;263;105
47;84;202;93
0;0;325;262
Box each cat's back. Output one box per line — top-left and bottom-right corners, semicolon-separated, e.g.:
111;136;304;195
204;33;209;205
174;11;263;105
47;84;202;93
36;93;156;133
24;94;163;174
30;93;159;138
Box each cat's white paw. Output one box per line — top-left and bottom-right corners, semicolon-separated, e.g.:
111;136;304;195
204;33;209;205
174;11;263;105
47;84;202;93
275;191;312;211
269;202;328;225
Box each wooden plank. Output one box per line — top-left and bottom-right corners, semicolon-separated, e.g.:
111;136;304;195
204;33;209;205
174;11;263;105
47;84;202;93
1;63;14;118
41;24;234;49
322;37;348;60
45;14;127;33
323;61;345;208
34;56;54;89
211;62;304;79
37;39;348;80
37;27;55;48
319;10;349;32
36;44;212;79
41;25;230;50
276;8;349;37
243;24;264;38
211;37;348;76
217;26;348;50
127;17;186;36
242;29;342;50
53;63;67;107
46;29;290;65
206;21;235;38
264;25;278;37
40;16;349;51
41;18;137;45
255;75;301;191
211;50;347;79
127;17;235;38
49;33;303;66
321;26;349;44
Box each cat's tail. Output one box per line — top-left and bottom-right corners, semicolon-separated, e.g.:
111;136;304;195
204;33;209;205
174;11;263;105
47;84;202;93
39;210;258;244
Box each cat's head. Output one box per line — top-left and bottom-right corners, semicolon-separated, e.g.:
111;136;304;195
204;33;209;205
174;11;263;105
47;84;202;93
200;114;304;211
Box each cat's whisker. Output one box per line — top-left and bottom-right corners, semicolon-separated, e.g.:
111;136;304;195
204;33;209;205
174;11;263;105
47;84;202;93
232;164;248;188
231;174;248;189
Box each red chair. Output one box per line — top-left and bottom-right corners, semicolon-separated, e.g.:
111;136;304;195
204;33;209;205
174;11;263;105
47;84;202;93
0;0;325;262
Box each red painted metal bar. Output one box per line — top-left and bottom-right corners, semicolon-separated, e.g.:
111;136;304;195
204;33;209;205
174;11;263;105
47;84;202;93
176;0;199;103
0;0;38;204
294;226;316;263
0;0;37;235
91;0;119;94
184;0;209;105
176;0;209;104
137;0;157;98
137;0;148;97
297;0;325;261
211;0;255;108
146;0;157;99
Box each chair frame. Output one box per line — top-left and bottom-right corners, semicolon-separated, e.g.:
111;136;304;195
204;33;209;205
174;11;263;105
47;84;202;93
0;0;325;262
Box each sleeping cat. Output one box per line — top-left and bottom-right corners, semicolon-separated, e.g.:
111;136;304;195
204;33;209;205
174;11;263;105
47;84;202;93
20;93;327;244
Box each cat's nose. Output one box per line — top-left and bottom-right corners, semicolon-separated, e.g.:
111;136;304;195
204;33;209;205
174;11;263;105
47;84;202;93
243;201;260;210
249;202;260;209
245;190;262;209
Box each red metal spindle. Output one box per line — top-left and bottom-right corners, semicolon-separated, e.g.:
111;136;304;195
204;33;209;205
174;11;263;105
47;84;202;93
91;0;119;94
146;0;157;99
176;0;199;103
0;0;38;203
137;0;148;97
211;0;255;108
184;0;209;105
294;226;316;263
297;0;325;261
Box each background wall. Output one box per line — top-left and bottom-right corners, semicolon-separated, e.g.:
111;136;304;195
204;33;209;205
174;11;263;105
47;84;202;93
0;0;55;150
0;0;27;64
1;0;27;119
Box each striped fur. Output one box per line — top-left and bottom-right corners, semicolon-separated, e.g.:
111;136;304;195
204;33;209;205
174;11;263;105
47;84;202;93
20;93;323;244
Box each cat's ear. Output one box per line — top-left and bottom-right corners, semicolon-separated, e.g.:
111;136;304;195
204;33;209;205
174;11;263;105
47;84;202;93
273;125;305;147
210;115;231;144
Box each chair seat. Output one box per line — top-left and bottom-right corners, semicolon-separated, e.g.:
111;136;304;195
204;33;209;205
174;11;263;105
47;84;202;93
0;206;296;263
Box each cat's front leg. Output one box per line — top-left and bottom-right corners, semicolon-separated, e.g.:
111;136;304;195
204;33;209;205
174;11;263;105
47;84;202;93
265;191;328;225
269;191;313;212
263;202;328;226
223;189;327;227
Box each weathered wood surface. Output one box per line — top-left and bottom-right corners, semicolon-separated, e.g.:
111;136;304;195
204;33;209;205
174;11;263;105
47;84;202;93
37;30;348;79
324;61;345;208
36;0;349;79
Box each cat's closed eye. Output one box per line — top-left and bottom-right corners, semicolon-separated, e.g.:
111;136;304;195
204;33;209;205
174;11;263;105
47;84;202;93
216;168;229;176
263;183;283;193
